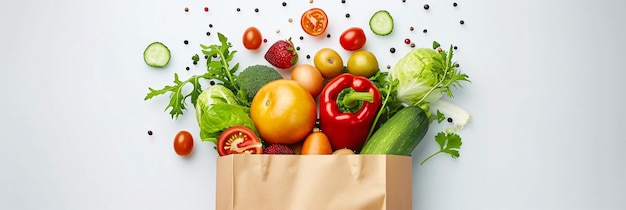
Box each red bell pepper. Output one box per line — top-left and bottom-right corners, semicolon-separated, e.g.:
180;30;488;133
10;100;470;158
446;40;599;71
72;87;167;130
319;73;382;152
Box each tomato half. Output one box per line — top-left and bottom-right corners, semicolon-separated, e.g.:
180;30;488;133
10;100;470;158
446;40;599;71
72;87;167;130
339;27;367;51
174;130;194;156
216;126;263;156
242;27;262;50
300;8;328;36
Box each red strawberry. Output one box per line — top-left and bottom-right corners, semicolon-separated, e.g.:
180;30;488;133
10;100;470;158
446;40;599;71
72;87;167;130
264;38;298;69
264;144;295;155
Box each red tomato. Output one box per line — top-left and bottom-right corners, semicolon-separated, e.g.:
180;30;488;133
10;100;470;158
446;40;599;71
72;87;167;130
174;130;194;156
242;27;262;50
217;126;263;156
300;8;328;36
339;27;367;51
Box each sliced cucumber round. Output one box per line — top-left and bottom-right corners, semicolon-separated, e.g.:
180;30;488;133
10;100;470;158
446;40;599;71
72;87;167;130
369;10;394;36
144;42;171;68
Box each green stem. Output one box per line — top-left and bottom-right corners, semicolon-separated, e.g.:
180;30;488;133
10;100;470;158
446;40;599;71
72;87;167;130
420;151;442;165
343;92;373;109
412;65;450;107
216;50;237;91
367;86;393;140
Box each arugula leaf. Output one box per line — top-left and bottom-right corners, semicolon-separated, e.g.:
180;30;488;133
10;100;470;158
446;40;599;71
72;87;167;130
420;131;462;165
145;32;244;119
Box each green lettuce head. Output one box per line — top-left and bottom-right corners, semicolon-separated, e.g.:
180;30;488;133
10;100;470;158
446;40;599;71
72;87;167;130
390;48;445;105
195;84;239;126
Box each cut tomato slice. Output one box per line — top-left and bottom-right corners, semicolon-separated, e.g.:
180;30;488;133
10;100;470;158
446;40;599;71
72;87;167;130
300;8;328;36
217;126;263;156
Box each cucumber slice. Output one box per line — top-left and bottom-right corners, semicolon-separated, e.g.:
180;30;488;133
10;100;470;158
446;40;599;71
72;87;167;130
144;42;171;68
369;10;394;36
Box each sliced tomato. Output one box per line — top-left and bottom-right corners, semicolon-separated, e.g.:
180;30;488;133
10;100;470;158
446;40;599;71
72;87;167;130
300;8;328;36
217;126;263;156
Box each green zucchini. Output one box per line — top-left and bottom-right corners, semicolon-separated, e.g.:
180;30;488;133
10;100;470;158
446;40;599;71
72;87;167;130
360;106;429;155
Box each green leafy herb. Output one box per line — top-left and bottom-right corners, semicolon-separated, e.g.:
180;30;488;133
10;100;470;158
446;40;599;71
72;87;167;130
367;71;401;139
192;54;200;62
436;110;445;123
144;33;246;119
420;131;462;165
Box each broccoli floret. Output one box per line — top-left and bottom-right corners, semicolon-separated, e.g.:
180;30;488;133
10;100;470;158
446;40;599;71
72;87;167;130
238;65;284;99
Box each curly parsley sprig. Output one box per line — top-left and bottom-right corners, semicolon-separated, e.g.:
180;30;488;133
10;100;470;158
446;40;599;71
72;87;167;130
144;33;246;119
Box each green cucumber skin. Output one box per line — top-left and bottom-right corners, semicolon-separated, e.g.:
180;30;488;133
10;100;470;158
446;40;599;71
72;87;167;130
360;106;429;155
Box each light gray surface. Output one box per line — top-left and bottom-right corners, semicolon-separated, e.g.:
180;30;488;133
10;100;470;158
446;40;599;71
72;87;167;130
1;0;625;209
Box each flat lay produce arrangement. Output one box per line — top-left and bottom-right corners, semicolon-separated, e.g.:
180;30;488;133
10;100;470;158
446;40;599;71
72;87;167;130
143;1;471;165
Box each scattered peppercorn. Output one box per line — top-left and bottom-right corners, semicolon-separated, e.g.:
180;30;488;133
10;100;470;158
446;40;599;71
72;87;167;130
437;47;443;52
263;38;267;43
309;0;313;3
299;36;304;40
455;63;460;67
204;55;208;59
184;40;189;45
209;24;213;28
447;118;453;123
236;8;241;12
386;65;391;69
423;29;428;33
254;8;259;12
345;13;350;18
453;2;458;7
193;61;198;65
410;43;415;48
404;38;411;44
409;26;414;31
454;46;458;50
296;46;301;51
460;20;465;24
147;130;153;135
282;2;287;6
402;0;406;2
288;18;293;23
206;31;211;36
184;7;189;12
306;55;311;59
326;34;331;38
389;47;396;53
209;80;216;86
186;66;190;71
204;7;209;12
424;4;430;10
342;0;346;3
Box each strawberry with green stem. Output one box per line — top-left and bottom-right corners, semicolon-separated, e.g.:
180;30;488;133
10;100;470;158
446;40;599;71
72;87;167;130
264;38;298;69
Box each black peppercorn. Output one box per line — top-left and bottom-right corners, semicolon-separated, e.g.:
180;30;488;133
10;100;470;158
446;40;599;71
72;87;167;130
296;46;301;51
206;31;211;36
410;26;414;31
326;34;331;38
282;2;287;6
306;55;311;59
423;29;428;33
204;55;208;59
341;0;346;3
447;118;453;123
410;43;415;48
236;8;241;12
389;47;396;53
453;2;458;7
424;4;430;10
209;24;213;28
185;66;190;71
184;40;189;45
184;7;189;12
255;8;259;12
299;36;304;40
460;20;465;24
454;46;458;50
455;63;460;67
345;13;350;18
147;130;153;135
209;80;216;86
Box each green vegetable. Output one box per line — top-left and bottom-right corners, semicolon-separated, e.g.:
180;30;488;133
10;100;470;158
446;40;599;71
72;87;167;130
238;65;283;99
195;84;239;126
390;42;469;106
369;10;394;36
143;42;170;68
421;131;462;165
199;103;256;144
144;33;246;119
360;106;429;155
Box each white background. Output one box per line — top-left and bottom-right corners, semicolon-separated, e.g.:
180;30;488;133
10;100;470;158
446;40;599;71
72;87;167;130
1;0;625;209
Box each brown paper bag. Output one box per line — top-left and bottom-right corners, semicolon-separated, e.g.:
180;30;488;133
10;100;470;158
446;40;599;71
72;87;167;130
216;154;412;210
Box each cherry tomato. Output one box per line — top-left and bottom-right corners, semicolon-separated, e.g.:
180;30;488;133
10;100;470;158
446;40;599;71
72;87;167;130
339;27;367;51
313;48;344;79
291;64;324;98
301;130;333;155
216;126;263;156
242;27;262;50
300;8;328;36
174;130;194;156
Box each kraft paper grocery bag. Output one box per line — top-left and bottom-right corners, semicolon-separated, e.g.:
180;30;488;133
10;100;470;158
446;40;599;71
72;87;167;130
216;154;412;210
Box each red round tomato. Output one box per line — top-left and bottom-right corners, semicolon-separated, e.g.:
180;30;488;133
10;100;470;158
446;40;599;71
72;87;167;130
174;130;194;156
300;8;328;36
242;27;262;50
217;126;263;156
339;27;367;51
